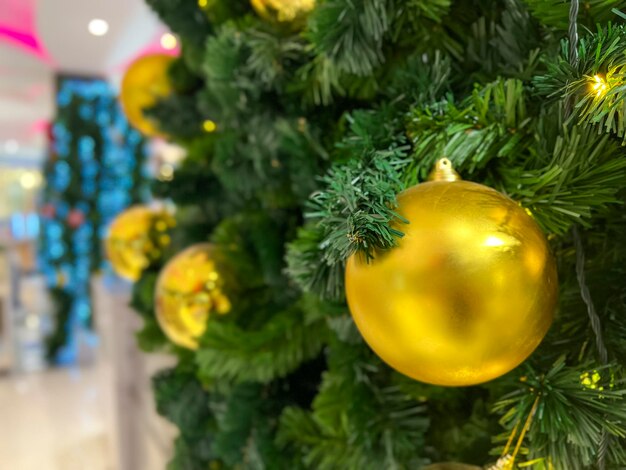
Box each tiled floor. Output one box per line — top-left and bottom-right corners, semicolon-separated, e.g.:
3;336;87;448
0;277;178;470
0;365;117;470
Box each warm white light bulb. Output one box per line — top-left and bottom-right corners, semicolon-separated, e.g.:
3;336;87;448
591;74;608;97
160;33;178;50
88;18;109;36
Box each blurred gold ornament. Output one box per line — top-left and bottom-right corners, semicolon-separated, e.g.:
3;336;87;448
155;243;231;349
345;159;557;386
487;455;514;470
105;205;175;281
250;0;315;25
120;53;175;137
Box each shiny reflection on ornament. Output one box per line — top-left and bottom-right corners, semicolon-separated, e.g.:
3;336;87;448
483;235;505;247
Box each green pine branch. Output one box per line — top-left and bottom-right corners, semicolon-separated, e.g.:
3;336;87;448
493;357;626;469
534;24;626;141
196;300;329;384
277;340;429;470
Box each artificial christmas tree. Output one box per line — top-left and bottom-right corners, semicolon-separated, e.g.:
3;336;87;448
126;0;626;468
40;77;148;363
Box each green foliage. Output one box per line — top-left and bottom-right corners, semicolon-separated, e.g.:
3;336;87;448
307;0;390;77
145;0;213;44
211;382;285;468
286;106;412;299
153;365;217;468
493;358;626;469
277;340;429;469
499;120;626;234
523;0;625;30
131;271;170;352
405;78;533;184
44;288;74;361
286;223;346;301
196;300;329;384
534;24;626;141
464;0;543;82
147;95;206;139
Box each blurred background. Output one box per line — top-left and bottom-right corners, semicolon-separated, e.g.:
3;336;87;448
0;0;182;468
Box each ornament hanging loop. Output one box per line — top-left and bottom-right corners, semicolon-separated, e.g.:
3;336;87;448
428;158;461;182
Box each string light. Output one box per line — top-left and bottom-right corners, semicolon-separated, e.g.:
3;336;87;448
160;33;178;50
591;74;608;97
203;119;217;132
159;163;174;181
580;370;603;390
198;0;208;8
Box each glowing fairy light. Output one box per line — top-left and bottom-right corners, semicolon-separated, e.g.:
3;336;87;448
591;74;608;97
160;33;178;50
203;120;217;133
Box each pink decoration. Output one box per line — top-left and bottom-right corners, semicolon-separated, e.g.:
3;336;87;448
40;203;56;219
67;209;86;229
0;0;54;63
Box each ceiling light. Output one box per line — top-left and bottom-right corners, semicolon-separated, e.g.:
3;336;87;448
4;139;19;154
88;18;109;36
160;33;178;50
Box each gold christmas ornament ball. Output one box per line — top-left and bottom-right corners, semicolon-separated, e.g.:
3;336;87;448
345;159;558;387
250;0;315;24
120;53;175;137
155;243;231;350
105;205;175;281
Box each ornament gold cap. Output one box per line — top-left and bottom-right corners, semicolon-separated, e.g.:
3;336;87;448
428;158;461;182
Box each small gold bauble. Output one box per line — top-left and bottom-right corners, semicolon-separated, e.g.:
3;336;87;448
120;53;175;137
250;0;315;25
105;205;175;281
345;159;558;386
155;243;231;350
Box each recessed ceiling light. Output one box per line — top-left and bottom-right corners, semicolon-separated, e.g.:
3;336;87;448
88;18;109;36
4;139;19;154
160;33;178;50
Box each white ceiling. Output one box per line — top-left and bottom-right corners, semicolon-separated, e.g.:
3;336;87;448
0;0;168;164
36;0;163;75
